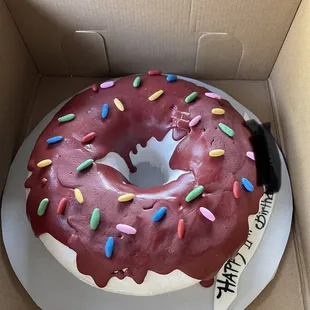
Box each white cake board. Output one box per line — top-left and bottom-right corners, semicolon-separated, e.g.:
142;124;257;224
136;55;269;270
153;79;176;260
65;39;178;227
1;77;293;310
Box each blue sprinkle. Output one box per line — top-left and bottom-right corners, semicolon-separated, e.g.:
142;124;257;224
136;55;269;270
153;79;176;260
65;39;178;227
101;103;109;119
152;207;167;222
241;178;254;192
166;75;177;82
46;136;63;144
105;236;114;258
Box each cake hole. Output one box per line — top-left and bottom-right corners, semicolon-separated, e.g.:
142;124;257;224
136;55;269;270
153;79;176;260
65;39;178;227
118;234;124;239
129;162;167;188
96;131;188;189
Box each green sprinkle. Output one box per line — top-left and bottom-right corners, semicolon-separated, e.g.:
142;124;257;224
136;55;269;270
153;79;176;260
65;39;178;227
133;76;141;88
58;113;75;123
185;92;198;104
219;123;234;137
37;198;49;216
77;159;94;172
90;208;100;230
185;185;204;202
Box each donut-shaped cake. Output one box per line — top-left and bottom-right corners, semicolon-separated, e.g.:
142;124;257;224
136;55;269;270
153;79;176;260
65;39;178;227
25;73;263;295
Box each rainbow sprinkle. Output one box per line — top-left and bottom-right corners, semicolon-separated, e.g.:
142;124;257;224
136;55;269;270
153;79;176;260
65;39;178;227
199;207;216;221
133;76;141;88
189;115;201;127
185;185;204;202
37;198;49;216
81;132;96;143
218;123;234;137
233;181;240;199
118;193;134;202
101;104;109;119
46;136;63;144
246;151;255;161
58;113;75;123
152;207;167;222
74;188;84;203
105;237;114;258
148;70;161;76
114;98;124;111
77;159;94;172
242;178;254;192
205;92;221;100
116;224;137;235
167;75;177;82
209;149;225;157
185;92;198;103
149;90;164;101
100;81;114;89
37;159;52;168
212;108;225;115
177;219;185;239
90;208;100;230
56;198;67;214
92;84;99;92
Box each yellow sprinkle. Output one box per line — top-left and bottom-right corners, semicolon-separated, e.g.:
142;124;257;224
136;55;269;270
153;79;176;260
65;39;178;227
148;90;164;101
212;108;225;115
74;188;84;203
114;98;125;111
37;159;52;168
118;193;134;202
209;149;225;157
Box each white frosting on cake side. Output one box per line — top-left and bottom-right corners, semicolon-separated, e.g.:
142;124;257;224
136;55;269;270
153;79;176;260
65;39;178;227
40;233;199;295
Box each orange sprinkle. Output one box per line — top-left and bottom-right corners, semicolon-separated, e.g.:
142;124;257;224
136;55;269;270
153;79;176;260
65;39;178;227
57;198;67;214
178;219;185;239
82;132;96;143
233;181;240;199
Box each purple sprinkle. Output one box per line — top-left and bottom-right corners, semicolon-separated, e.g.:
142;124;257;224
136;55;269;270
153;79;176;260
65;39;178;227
189;115;201;127
246;151;255;161
116;224;137;235
205;92;221;100
199;207;215;222
100;81;114;89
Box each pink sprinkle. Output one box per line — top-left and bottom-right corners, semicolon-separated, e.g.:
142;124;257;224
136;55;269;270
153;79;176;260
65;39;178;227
205;92;221;100
189;115;201;127
233;181;240;199
100;81;114;89
116;224;137;235
91;84;99;92
246;151;255;161
199;207;215;222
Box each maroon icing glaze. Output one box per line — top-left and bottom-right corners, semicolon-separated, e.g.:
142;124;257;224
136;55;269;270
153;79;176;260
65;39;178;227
25;74;263;288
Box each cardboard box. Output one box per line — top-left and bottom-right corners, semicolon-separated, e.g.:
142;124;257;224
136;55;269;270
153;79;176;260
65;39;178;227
0;0;308;308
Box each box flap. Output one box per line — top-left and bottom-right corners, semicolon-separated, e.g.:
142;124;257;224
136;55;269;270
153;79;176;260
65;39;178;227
5;0;300;79
0;0;37;191
270;0;310;307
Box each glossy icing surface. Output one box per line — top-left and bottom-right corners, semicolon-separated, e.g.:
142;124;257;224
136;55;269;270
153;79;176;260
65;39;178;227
25;74;263;287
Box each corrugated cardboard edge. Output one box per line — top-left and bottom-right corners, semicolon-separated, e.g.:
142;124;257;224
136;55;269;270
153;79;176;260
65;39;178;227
269;0;310;307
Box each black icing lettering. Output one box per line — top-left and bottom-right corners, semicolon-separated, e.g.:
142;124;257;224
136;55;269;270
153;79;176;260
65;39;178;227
261;205;270;216
235;252;246;265
223;273;238;284
248;229;252;236
216;279;236;299
224;260;239;273
245;239;253;250
255;213;266;230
